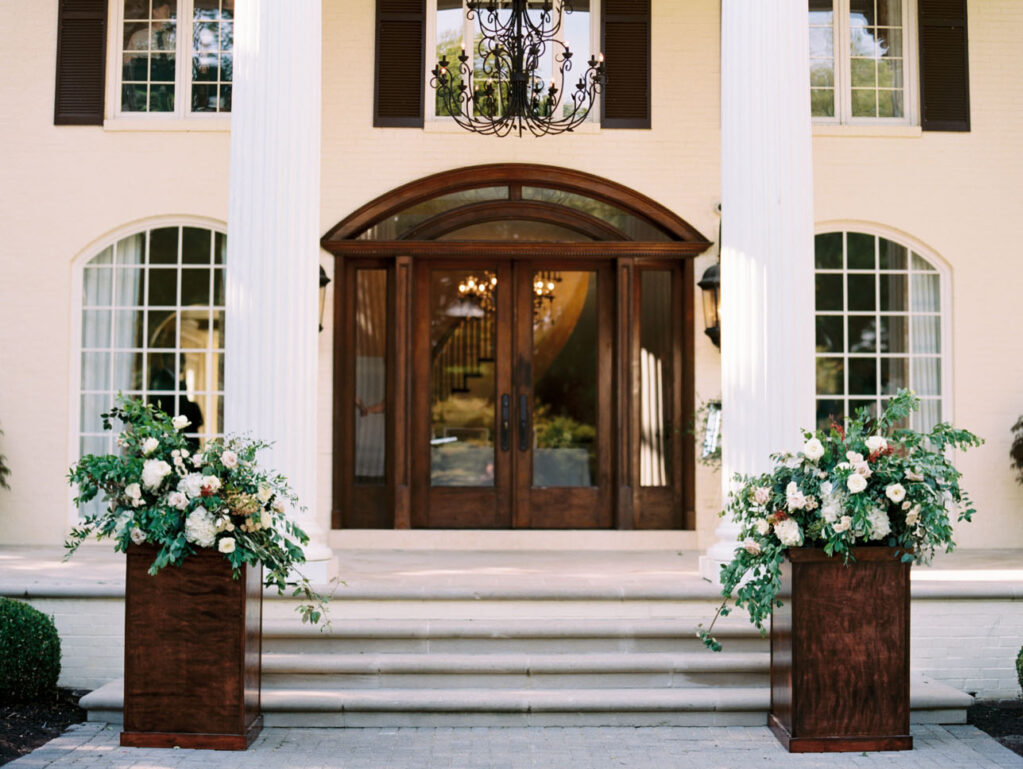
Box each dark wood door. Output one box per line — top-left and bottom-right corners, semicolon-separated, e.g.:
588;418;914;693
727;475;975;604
411;259;613;529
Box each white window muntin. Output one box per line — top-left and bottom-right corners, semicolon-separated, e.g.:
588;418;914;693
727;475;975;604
810;0;918;126
70;218;227;523
426;0;600;122
110;0;233;120
813;225;951;432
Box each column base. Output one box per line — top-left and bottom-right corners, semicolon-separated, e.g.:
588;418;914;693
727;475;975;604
699;554;729;585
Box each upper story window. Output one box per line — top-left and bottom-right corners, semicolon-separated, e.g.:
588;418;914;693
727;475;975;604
430;0;597;122
810;0;914;124
118;0;233;116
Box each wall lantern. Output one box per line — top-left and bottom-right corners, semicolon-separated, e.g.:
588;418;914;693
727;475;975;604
698;262;720;348
319;266;331;333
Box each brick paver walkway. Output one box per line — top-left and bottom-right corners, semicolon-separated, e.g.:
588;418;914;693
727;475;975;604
8;723;1023;769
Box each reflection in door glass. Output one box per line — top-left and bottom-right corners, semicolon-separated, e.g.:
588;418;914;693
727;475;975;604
355;270;387;485
640;271;672;486
533;270;596;487
430;270;497;487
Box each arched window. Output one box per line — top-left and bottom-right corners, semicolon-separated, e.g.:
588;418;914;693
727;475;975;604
814;229;948;431
77;223;226;514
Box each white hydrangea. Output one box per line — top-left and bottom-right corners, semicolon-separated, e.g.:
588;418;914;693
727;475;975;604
184;506;217;548
821;493;843;523
820;481;833;497
785;482;807;511
773;517;803;547
865;435;888;454
866;508;892;540
178;473;205;498
141;459;172;490
803;437;825;462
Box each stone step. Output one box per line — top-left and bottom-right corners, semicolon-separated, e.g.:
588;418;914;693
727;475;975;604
260;651;771;689
80;674;973;728
261;618;769;655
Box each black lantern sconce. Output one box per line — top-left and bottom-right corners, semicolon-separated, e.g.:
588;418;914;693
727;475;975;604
698;262;720;348
319;266;331;333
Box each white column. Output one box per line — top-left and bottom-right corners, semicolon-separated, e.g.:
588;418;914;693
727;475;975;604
225;0;332;579
699;1;816;583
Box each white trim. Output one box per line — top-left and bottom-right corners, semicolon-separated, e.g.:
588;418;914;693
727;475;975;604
813;219;954;428
66;215;227;529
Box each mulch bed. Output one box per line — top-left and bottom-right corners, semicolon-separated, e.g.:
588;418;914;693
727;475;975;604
0;689;87;766
969;700;1023;757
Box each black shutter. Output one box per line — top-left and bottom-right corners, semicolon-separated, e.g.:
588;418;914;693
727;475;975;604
375;0;425;127
54;0;108;125
918;0;970;131
601;0;651;129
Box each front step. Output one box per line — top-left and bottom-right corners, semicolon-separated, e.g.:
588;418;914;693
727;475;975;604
81;674;972;727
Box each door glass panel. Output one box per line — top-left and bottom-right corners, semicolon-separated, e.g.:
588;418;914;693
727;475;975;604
355;270;388;486
532;270;597;487
430;270;497;487
640;271;672;487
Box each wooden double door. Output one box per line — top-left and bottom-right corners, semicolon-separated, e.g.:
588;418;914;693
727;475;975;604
412;260;614;528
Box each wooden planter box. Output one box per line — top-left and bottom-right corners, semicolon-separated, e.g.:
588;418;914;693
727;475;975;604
121;544;263;750
769;547;912;753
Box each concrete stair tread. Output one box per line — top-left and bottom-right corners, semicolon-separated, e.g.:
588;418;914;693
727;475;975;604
261;651;770;674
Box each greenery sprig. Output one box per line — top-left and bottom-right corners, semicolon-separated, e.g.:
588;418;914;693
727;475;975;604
698;390;982;652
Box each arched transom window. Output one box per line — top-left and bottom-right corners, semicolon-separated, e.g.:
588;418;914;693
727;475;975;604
814;230;947;431
78;224;226;476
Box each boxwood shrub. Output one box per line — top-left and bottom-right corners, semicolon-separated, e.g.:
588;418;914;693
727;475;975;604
0;598;61;702
1017;645;1023;695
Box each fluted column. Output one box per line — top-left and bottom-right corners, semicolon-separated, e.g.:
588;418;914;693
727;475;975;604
699;1;816;582
225;0;331;578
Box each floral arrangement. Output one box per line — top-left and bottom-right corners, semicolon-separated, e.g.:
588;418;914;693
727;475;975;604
67;398;329;624
699;389;982;652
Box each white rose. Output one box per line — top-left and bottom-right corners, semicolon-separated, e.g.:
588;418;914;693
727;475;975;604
854;462;873;479
754;519;771;536
178;473;205;498
191;455;204;468
846;451;864;464
741;537;762;556
124;483;143;507
803;438;825;462
865;435;888;454
833;515;852;533
129;527;147;545
256;484;273;504
172;415;191;430
820;481;833;497
221;450;238;469
141;437;159;456
866;508;892;540
167;491;189;510
773;517;803;547
886;483;906;503
785;482;806;511
201;475;222;494
218;537;236;554
141;459;172;490
752;486;771;506
184;506;217;548
846;474;868;494
905;469;924;482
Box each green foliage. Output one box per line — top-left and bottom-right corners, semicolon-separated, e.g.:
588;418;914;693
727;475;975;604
67;396;333;626
0;598;61;702
0;423;10;490
698;390;983;652
1010;416;1023;486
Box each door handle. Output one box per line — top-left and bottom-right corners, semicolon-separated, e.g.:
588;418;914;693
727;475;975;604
500;394;510;452
518;394;529;452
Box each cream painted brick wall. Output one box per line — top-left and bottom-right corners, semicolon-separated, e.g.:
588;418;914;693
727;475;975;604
0;0;1021;547
21;598;125;690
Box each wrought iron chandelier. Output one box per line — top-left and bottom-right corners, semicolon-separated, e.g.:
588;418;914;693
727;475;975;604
430;0;605;137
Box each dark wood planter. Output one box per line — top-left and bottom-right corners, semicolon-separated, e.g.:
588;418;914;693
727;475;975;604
121;544;263;750
769;546;912;753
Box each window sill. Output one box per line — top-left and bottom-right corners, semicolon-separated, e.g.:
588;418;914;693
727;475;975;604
812;124;923;139
103;117;231;133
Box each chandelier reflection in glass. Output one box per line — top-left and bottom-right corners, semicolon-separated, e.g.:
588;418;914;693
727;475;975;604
430;0;606;137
